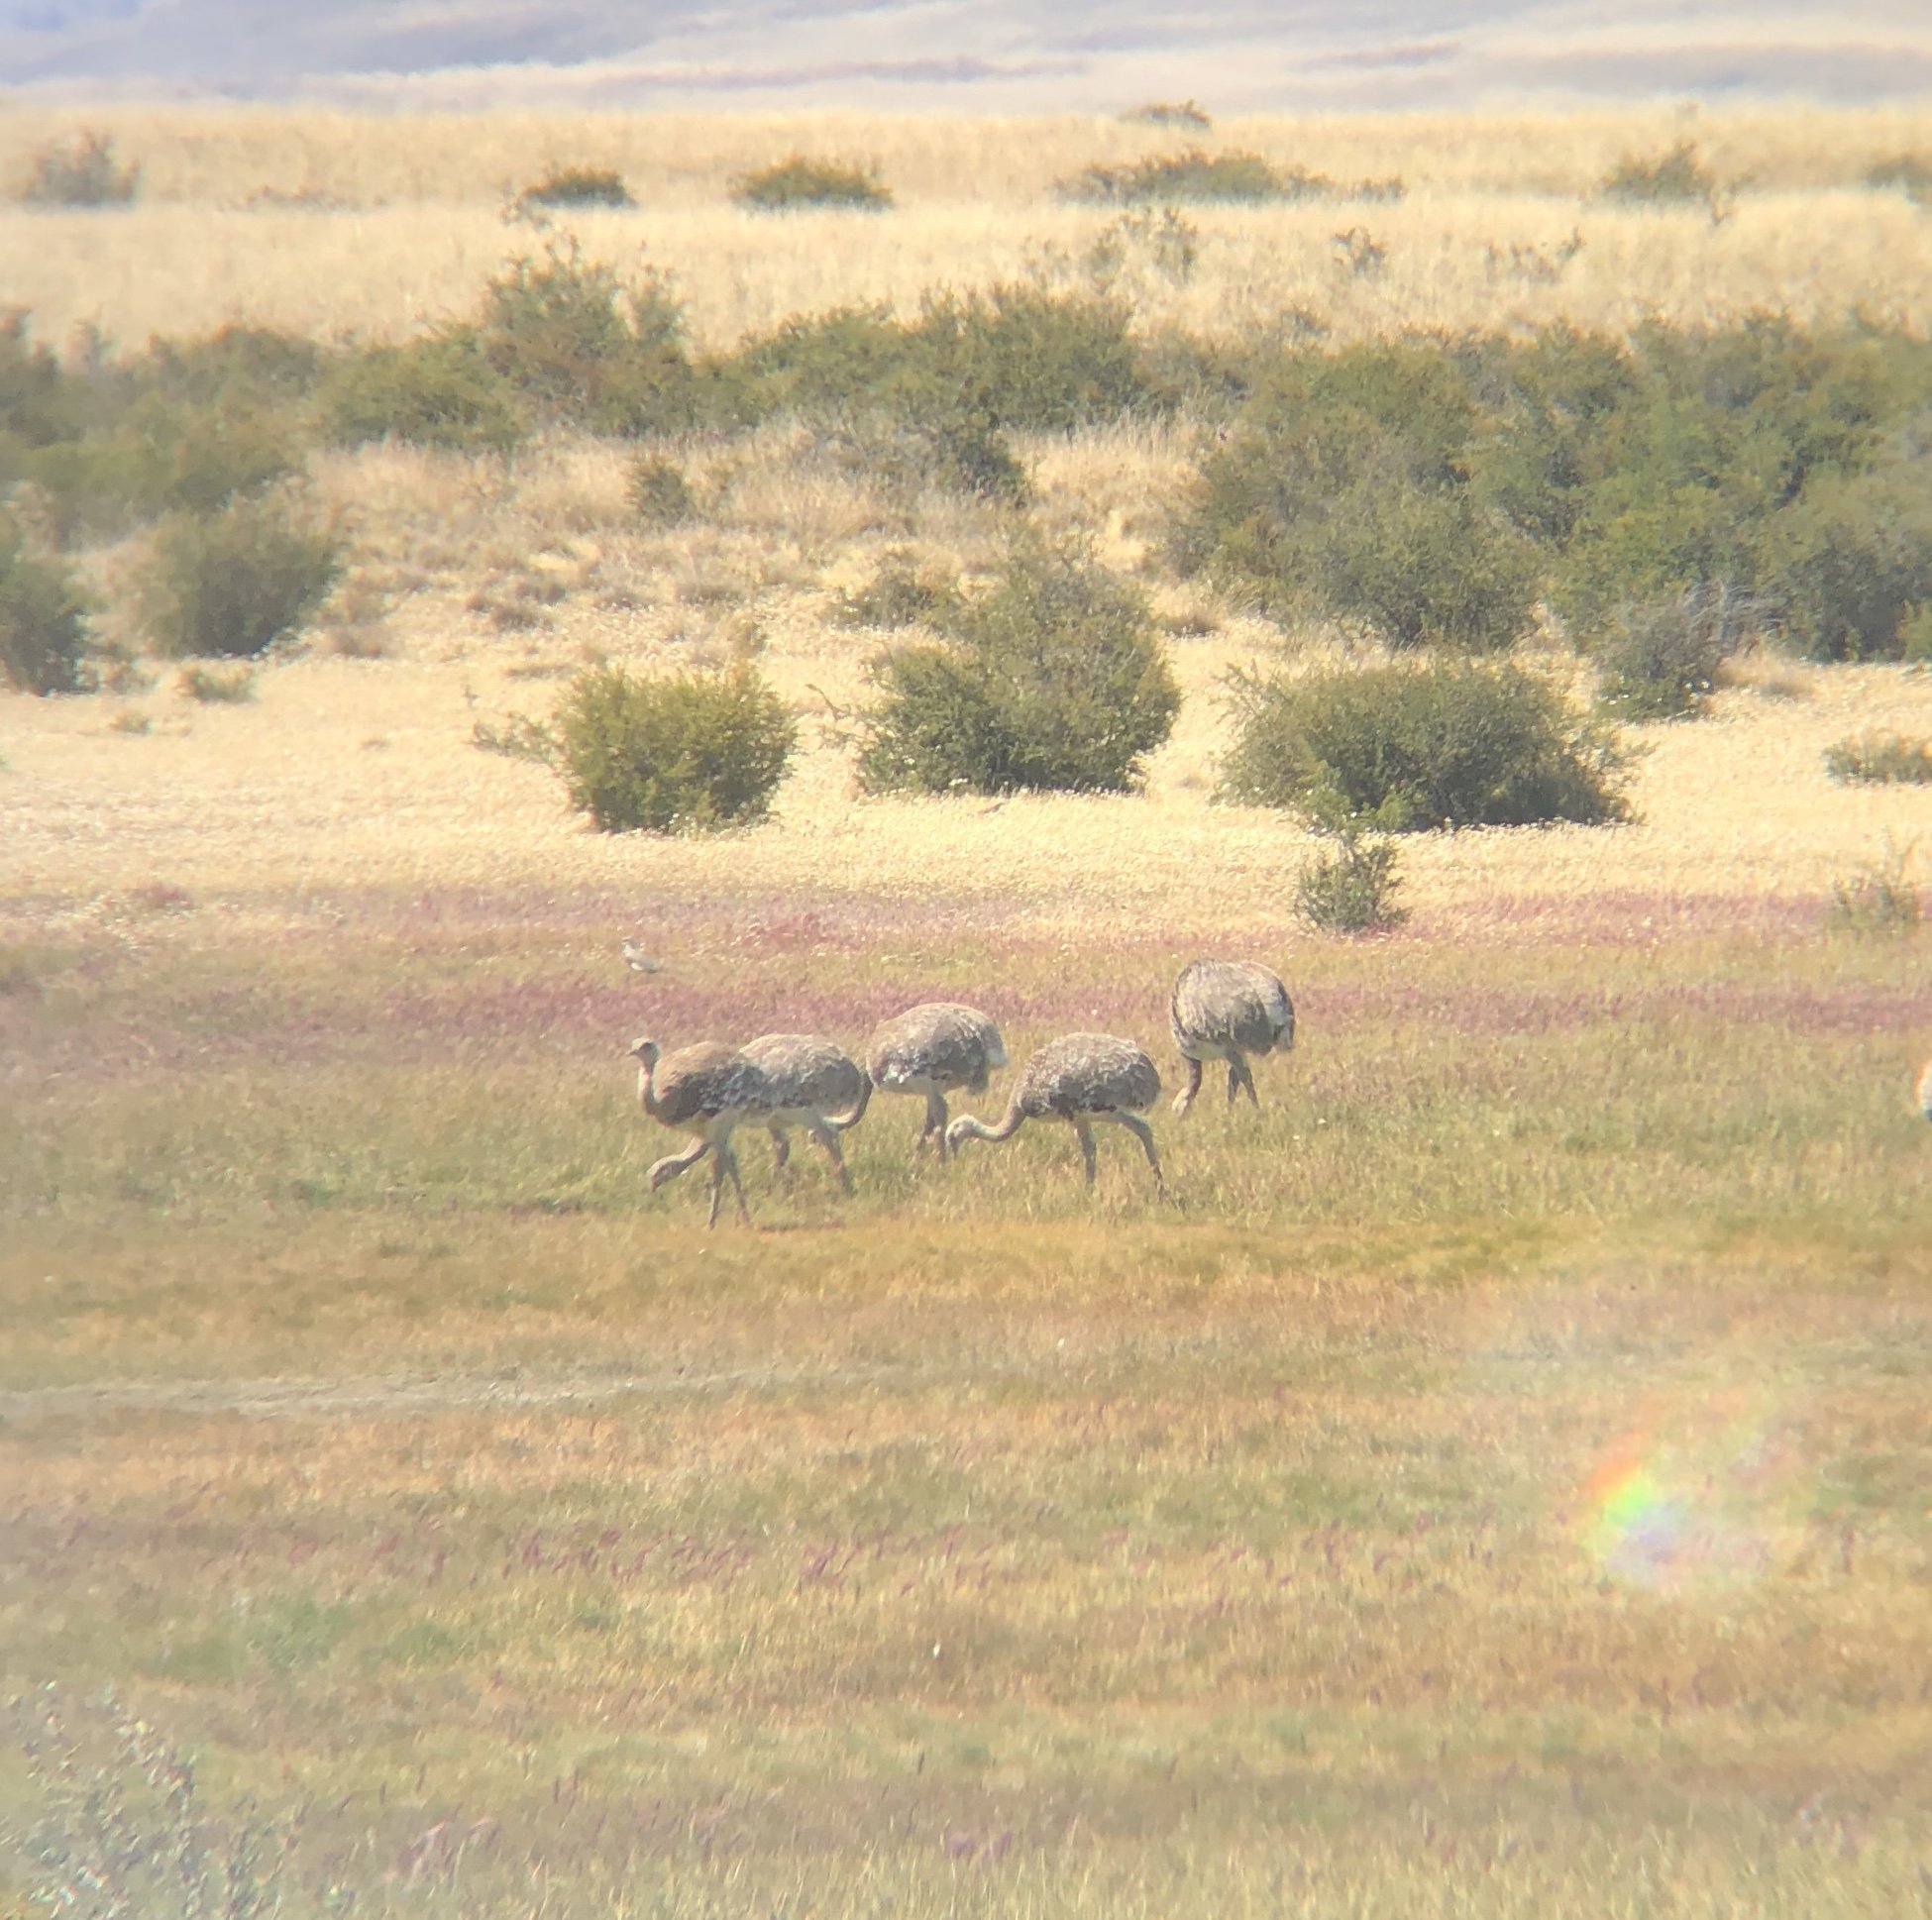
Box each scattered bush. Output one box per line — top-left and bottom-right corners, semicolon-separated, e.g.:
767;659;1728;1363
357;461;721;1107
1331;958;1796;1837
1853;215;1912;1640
1121;100;1213;129
1599;140;1719;207
1825;732;1932;785
1591;584;1750;719
1294;813;1408;933
830;550;960;629
519;164;634;208
1865;155;1932;204
1331;227;1387;277
859;540;1179;796
0;525;90;693
472;711;559;762
1066;150;1329;205
733;158;892;211
136;496;342;659
318;331;527;454
554;663;797;833
176;663;255;703
628;454;696;526
1223;658;1631;830
18;131;140;207
478;239;700;435
1827;835;1920;935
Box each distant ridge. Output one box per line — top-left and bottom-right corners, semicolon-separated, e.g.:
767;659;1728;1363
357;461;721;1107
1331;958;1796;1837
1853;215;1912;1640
4;1;1932;110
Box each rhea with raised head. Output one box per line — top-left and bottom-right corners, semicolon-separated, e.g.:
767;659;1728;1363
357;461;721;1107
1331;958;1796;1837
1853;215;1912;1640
946;1032;1164;1192
629;1035;772;1227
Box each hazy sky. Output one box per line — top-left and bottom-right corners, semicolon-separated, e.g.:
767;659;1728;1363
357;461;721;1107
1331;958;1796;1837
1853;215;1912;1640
5;0;1931;106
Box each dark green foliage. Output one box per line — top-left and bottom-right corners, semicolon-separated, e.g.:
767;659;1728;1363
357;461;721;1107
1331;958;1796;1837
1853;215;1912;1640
1223;658;1631;830
858;541;1179;796
136;497;342;660
628;454;695;526
318;331;526;454
1590;585;1747;719
1751;460;1932;660
1067;150;1327;204
18;131;139;206
1599;140;1718;207
1825;732;1932;785
1294;820;1408;933
733;158;892;211
554;664;797;834
830;550;960;629
519;165;634;208
0;525;90;693
477;239;700;435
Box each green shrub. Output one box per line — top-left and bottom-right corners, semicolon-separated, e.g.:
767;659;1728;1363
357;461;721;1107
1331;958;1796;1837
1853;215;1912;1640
136;497;342;659
175;663;255;703
732;158;892;211
858;540;1179;796
0;525;90;693
1591;585;1747;719
1222;658;1631;830
519;165;634;209
478;239;699;434
1824;732;1932;786
1865;155;1932;204
830;550;960;629
628;454;695;526
318;331;527;454
1120;101;1213;129
554;663;797;834
1599;140;1718;207
1066;150;1325;204
1294;819;1408;933
1827;836;1920;935
18;132;139;207
1751;463;1932;660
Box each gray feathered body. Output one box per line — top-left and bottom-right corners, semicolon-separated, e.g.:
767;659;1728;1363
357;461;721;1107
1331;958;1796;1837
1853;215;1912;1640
1011;1032;1162;1120
740;1033;870;1130
633;1039;772;1135
1169;959;1295;1063
866;1003;1008;1096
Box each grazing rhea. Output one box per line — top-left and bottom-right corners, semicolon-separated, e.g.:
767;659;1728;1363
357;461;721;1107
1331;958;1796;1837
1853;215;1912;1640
629;1036;771;1227
1919;1057;1932;1123
865;1003;1008;1160
1169;958;1295;1117
946;1032;1164;1191
739;1032;871;1192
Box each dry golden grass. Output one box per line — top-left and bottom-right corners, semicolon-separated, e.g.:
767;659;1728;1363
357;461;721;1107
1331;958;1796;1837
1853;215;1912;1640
4;105;1932;349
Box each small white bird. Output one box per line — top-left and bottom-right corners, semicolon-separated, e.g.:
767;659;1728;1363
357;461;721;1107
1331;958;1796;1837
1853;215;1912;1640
1918;1056;1932;1123
620;938;664;976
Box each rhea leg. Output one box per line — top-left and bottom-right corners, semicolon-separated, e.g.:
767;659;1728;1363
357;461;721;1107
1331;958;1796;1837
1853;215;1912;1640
921;1091;949;1158
769;1125;794;1184
807;1120;853;1194
1107;1112;1165;1194
1072;1117;1098;1186
1229;1051;1259;1107
1173;1056;1203;1118
707;1139;751;1228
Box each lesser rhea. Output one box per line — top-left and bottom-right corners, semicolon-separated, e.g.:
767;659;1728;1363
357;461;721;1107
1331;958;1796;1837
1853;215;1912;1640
1169;958;1295;1117
865;1002;1008;1160
629;1036;772;1227
738;1032;871;1192
946;1032;1163;1192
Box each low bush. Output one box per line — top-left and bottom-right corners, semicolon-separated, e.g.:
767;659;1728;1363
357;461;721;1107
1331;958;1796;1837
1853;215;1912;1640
318;331;527;454
1120;100;1213;129
628;455;695;526
830;550;960;629
733;158;892;211
1599;140;1718;207
18;131;140;207
1294;820;1408;933
553;664;797;833
136;497;342;659
1222;657;1631;829
1591;584;1749;719
1827;836;1920;935
1865;155;1932;204
519;164;634;208
176;663;255;703
858;540;1179;796
1066;150;1327;204
1824;732;1932;785
0;525;90;693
